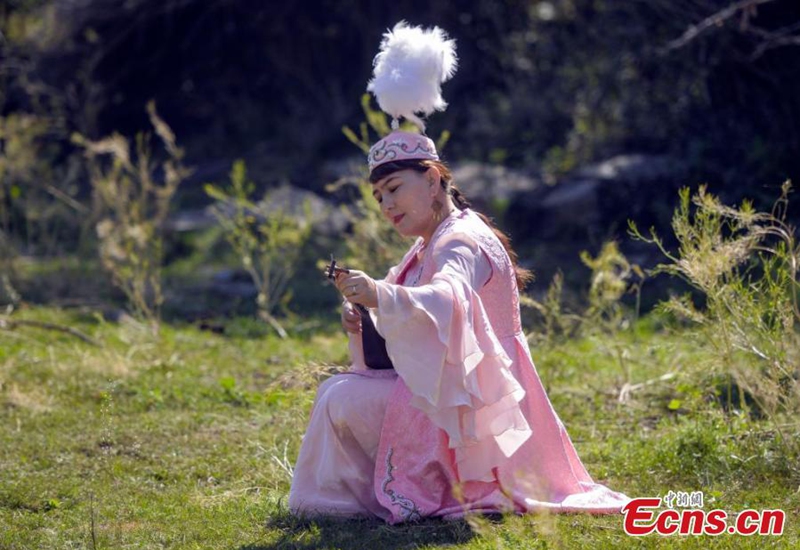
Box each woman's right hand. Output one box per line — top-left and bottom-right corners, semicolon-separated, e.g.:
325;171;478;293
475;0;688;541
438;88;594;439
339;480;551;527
341;300;362;334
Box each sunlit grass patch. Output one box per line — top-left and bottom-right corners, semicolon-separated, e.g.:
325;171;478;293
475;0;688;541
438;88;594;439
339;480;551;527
1;306;798;548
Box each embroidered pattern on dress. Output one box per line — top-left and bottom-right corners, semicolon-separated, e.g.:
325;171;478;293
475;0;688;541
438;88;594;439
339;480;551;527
415;209;523;336
381;447;422;521
406;260;424;287
472;231;507;270
394;240;425;286
472;229;522;332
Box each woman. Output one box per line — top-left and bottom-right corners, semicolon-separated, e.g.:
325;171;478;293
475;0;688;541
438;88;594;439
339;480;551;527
287;128;630;523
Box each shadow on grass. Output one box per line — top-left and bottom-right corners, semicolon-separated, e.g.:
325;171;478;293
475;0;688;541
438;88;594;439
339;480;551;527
239;509;479;550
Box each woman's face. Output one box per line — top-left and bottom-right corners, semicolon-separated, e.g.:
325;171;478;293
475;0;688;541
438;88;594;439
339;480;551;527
372;168;438;239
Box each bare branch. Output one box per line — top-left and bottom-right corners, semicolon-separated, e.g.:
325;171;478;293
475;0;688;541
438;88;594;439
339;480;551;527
44;185;90;214
0;317;100;346
661;0;779;53
748;28;800;59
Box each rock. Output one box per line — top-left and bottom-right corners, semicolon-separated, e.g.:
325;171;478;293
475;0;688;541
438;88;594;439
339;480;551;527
576;154;679;182
506;154;689;244
449;161;541;204
167;183;350;235
163;208;217;232
257;184;349;234
210;268;258;299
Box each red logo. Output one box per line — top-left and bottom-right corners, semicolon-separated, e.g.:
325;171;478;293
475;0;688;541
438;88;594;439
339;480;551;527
623;496;785;536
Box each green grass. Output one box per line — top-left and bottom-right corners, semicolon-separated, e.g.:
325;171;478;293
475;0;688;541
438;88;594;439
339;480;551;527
1;307;798;549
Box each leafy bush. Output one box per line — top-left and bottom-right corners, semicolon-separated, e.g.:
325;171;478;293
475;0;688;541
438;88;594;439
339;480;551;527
205;160;312;338
0;112;83;304
629;182;800;419
72;101;191;330
522;240;642;345
580;241;644;331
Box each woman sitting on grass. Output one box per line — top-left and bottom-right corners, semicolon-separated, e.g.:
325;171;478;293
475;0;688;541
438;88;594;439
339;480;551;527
288;22;630;523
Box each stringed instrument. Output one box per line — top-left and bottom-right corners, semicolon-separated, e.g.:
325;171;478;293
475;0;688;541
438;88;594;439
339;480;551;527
325;255;393;370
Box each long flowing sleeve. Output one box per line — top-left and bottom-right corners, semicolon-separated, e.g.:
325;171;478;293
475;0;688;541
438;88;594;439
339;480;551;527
373;232;532;482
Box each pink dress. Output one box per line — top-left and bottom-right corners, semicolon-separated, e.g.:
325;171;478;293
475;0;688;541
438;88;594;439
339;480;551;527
289;208;630;523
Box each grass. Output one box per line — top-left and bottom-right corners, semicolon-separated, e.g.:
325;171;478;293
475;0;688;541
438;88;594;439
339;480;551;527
1;306;798;549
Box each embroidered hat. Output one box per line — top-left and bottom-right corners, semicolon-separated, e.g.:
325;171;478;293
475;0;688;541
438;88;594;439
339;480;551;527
366;21;457;172
367;131;439;172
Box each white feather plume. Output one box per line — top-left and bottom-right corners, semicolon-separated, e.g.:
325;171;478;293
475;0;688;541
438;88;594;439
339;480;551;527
367;21;458;132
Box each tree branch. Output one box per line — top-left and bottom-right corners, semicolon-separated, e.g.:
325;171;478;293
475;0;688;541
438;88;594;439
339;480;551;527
660;0;779;53
0;317;100;346
747;23;800;59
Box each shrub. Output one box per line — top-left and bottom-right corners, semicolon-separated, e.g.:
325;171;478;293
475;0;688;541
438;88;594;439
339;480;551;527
0;112;81;304
580;241;645;331
629;182;800;418
72;101;191;330
522;241;642;345
205;160;312;339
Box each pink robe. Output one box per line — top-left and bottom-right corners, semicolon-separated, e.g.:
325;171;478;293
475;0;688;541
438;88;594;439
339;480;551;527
289;208;630;523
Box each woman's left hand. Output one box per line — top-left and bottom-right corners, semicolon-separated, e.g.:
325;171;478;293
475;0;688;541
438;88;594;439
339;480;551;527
335;269;378;308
